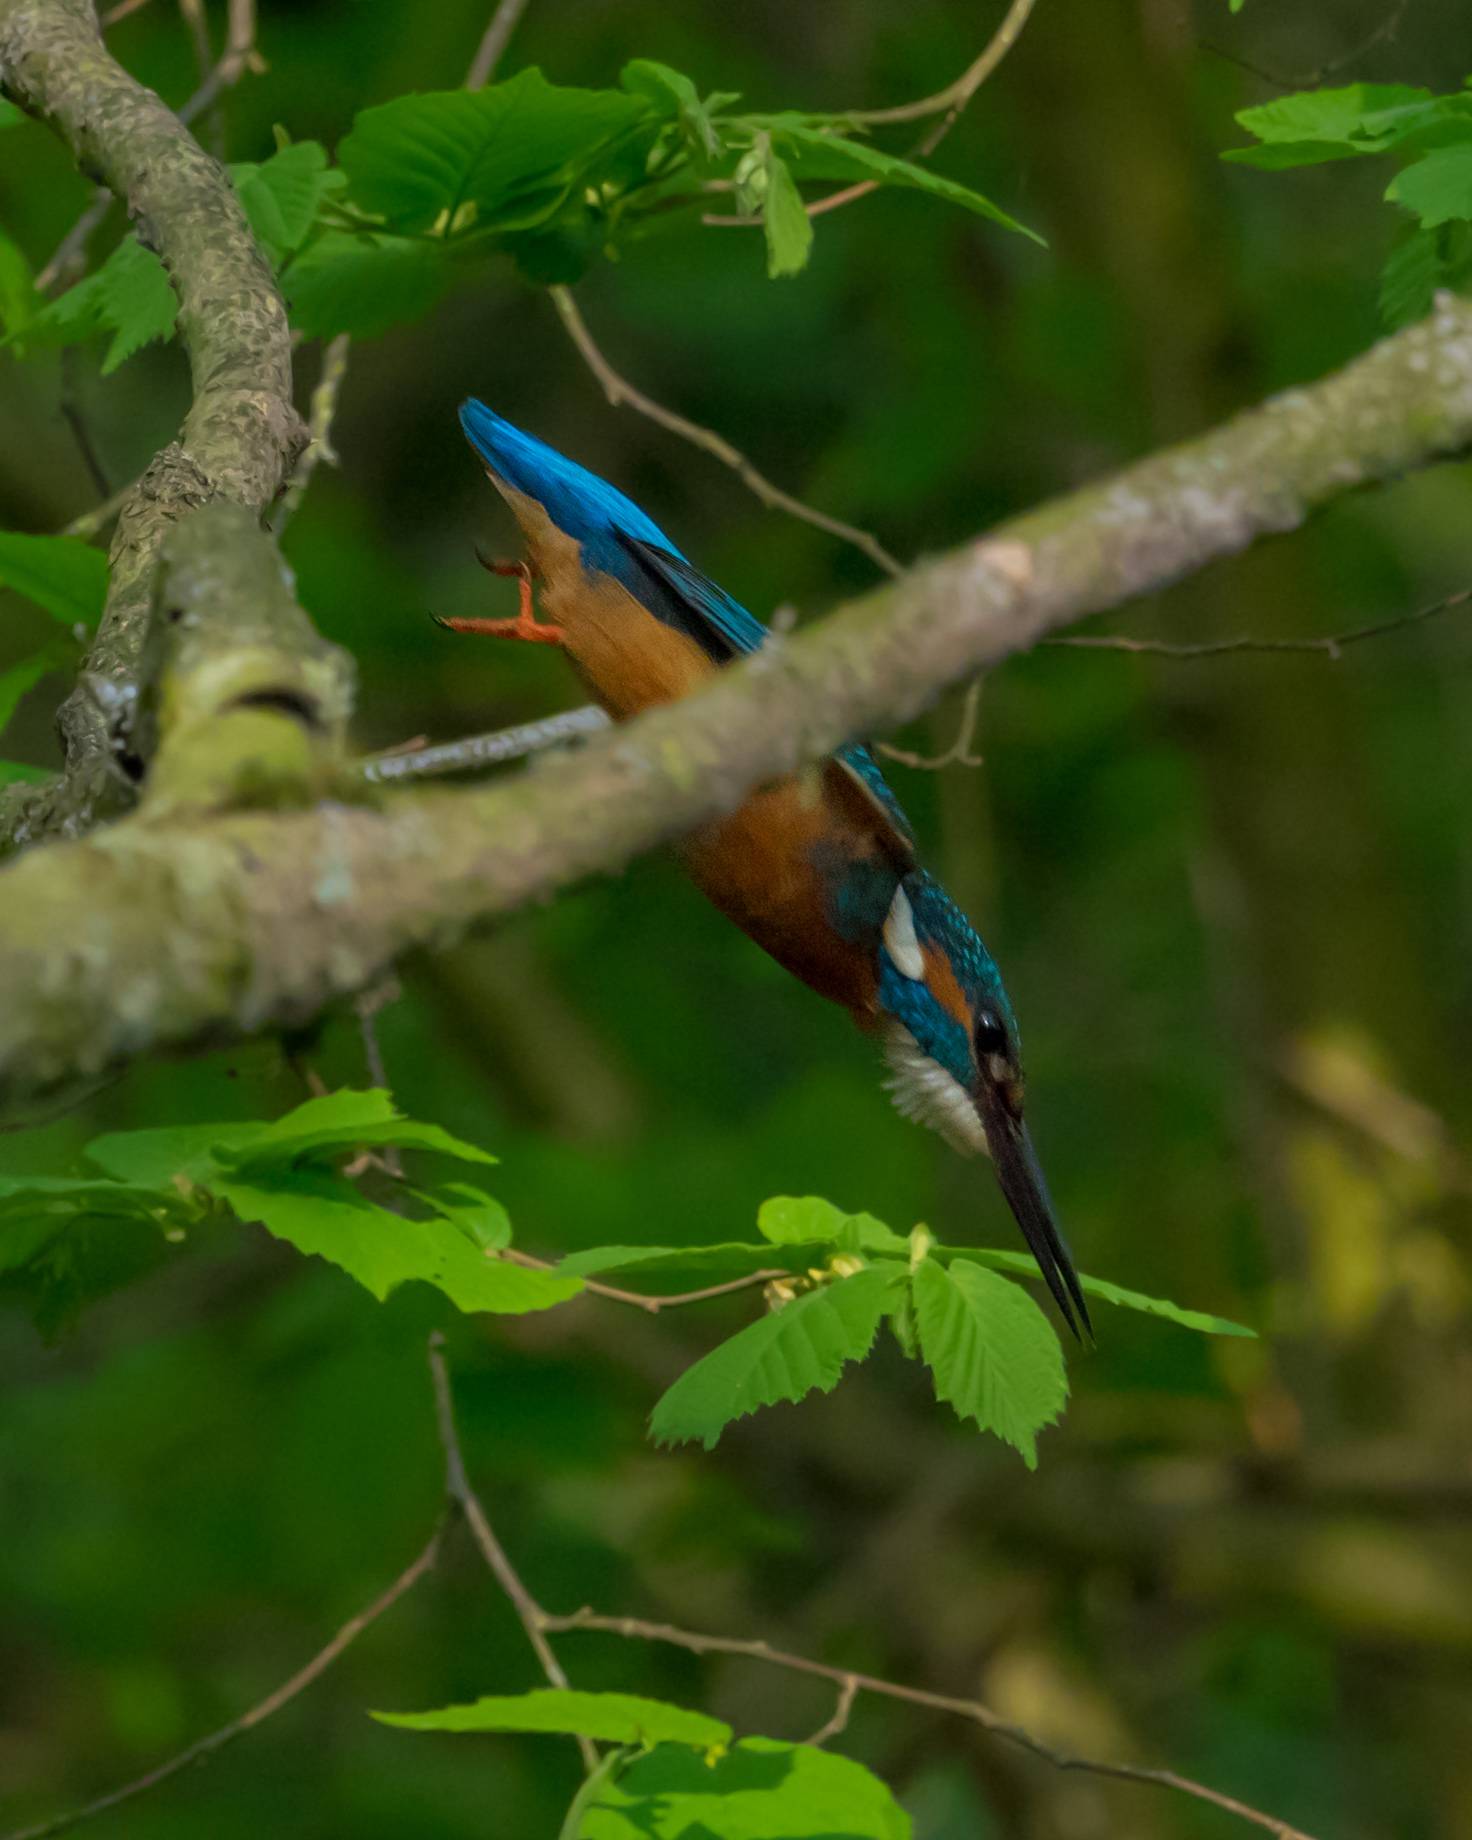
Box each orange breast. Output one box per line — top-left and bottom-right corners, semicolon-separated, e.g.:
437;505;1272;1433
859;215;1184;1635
495;479;880;1019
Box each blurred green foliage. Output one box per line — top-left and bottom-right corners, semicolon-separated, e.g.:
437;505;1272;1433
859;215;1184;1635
2;2;1472;1837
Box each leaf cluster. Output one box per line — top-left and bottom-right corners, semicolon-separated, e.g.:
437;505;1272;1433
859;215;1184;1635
1226;78;1472;325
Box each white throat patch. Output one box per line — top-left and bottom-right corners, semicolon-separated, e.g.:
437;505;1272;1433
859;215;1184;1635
881;1023;990;1158
882;884;925;981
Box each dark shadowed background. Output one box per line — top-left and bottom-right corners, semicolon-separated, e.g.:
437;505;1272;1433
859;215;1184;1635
2;1;1471;1835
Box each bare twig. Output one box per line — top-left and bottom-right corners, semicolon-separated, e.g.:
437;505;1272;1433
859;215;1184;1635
427;1333;597;1771
177;0;260;128
358;706;613;784
464;0;528;89
35;191;113;294
538;1609;1319;1840
499;1246;789;1316
1206;0;1412;92
276;333;351;528
847;0;1041;125
58;350;111;496
1048;587;1472;661
551;288;902;579
100;0;156;24
878;674;984;770
0;1527;445;1840
805;1676;858;1747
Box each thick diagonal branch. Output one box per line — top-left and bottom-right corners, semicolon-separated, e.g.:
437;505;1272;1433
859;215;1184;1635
0;0;307;838
1;295;1471;1109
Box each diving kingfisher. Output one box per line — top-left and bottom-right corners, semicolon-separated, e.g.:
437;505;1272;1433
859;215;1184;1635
443;400;1090;1339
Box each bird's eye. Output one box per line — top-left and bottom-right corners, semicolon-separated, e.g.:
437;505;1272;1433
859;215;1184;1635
974;1011;1008;1057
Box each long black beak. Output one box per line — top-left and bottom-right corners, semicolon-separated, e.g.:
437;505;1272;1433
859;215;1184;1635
977;1084;1092;1343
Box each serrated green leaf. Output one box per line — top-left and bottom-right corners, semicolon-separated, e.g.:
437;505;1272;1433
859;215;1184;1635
756;1196;907;1254
374;1689;729;1750
212;1087;497;1173
913;1258;1066;1467
338;70;648;237
0;225;38;336
1380;226;1446;327
231;140;340;263
936;1247;1256;1336
0;650;55;739
761;148;812;277
1388;144;1472;228
578;1736;911;1840
621;59;724;160
0;532;107;626
213;1167;578;1313
23;234;177;372
85;1118;273;1186
284;230;450;337
773;123;1042;244
650;1265;895;1449
1232;83;1432;151
416;1182;511;1251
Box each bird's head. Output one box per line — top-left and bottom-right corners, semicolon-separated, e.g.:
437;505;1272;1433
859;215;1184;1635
875;872;1090;1340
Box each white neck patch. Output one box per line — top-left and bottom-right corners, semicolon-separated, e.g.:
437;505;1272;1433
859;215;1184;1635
881;1023;990;1158
882;884;925;981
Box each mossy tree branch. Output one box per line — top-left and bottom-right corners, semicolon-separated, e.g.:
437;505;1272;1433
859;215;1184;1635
0;0;309;844
2;292;1472;1109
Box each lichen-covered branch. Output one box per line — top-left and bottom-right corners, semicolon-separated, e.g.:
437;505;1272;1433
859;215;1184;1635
2;292;1472;1109
0;0;307;840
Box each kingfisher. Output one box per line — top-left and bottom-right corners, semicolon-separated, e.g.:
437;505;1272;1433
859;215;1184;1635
442;400;1090;1339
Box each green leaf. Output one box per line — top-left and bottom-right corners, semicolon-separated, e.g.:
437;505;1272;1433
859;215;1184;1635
1380;225;1446;327
24;233;177;372
211;1087;497;1174
0;532;108;626
578;1736;912;1840
0;99;23;128
338;70;648;236
284;230;450;337
374;1689;729;1751
0;225;38;336
85;1119;273;1186
756;1196;907;1255
621;59;724;160
0;650;56;739
912;1258;1067;1468
1225;83;1436;168
1388;144;1472;228
773;123;1042;244
650;1265;896;1449
417;1182;511;1251
232;141;343;263
761;147;813;277
0;760;49;786
940;1247;1256;1336
213;1167;579;1314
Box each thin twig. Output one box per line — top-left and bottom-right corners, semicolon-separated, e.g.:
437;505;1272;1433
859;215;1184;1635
358;706;612;785
276;333;351;528
1205;0;1412;92
58;351;111;497
878;675;984;770
353;976;402;1177
1047;587;1471;661
177;0;261;128
537;1609;1319;1840
498;1246;789;1316
704;0;1040;230
427;1334;597;1772
847;0;1041;124
464;0;529;89
100;0;157;24
35;192;112;294
805;1676;858;1747
551;288;903;579
0;1527;446;1840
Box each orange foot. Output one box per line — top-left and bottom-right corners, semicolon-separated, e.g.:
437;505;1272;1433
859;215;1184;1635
434;558;565;646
